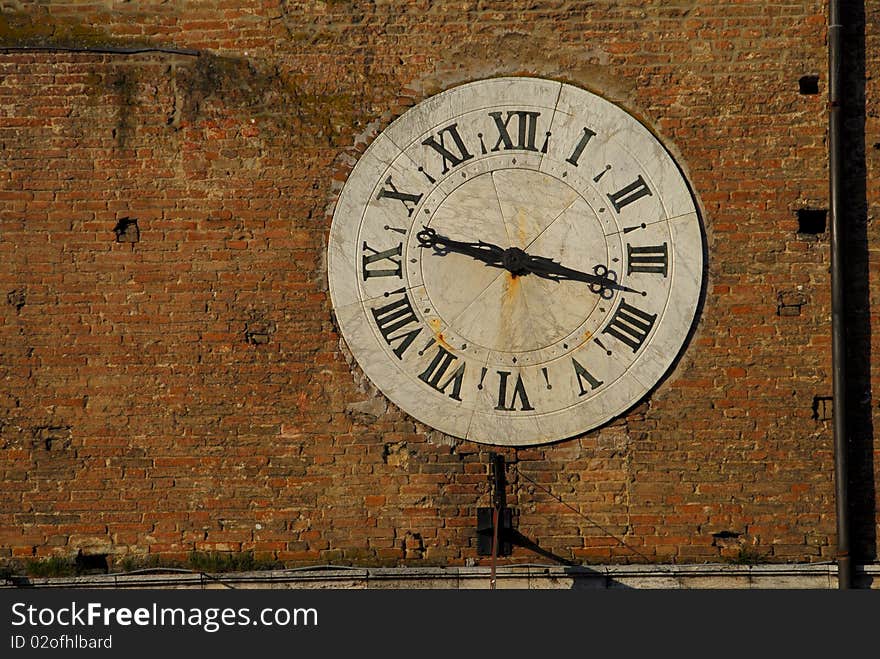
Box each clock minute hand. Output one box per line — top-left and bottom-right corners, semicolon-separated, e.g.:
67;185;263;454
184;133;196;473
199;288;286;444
416;227;506;268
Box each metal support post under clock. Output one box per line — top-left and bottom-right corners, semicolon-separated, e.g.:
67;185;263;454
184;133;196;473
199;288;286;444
477;453;512;588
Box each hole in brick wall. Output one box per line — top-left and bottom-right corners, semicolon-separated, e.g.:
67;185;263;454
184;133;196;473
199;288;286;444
796;209;827;235
6;289;25;313
777;291;808;316
75;552;108;574
812;396;832;422
34;426;72;451
798;75;819;95
711;530;742;539
244;313;276;346
113;217;140;243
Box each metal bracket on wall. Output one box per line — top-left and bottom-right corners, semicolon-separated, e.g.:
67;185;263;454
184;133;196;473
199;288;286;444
477;453;512;557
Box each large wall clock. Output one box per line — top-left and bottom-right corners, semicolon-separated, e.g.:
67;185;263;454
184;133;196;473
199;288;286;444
328;77;704;446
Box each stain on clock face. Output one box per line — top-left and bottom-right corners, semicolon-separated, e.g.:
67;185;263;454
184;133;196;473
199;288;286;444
328;77;704;446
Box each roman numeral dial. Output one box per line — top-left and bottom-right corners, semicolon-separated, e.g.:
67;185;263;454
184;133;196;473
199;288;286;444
329;76;704;446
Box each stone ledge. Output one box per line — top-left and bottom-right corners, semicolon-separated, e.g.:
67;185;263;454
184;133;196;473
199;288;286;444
3;563;878;589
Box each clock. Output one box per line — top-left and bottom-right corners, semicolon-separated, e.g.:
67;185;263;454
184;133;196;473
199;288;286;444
327;77;704;446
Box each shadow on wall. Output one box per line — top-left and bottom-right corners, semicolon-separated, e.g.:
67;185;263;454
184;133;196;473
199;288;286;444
841;1;875;563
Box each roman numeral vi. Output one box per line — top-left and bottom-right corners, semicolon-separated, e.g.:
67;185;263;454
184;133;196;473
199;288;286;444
495;371;534;411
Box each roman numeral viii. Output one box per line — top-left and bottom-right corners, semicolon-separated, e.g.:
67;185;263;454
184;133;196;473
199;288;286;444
602;298;657;353
362;242;402;280
369;289;423;359
627;242;668;277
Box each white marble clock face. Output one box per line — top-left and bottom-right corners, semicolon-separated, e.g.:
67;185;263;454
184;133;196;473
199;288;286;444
328;77;703;446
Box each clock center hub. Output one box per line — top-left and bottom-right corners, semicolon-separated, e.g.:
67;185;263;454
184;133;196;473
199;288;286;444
501;246;530;276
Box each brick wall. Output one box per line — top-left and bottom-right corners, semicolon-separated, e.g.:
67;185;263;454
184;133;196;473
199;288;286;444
0;0;877;570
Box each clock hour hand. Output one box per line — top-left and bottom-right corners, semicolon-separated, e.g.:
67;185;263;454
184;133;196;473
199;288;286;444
416;227;506;267
522;255;642;298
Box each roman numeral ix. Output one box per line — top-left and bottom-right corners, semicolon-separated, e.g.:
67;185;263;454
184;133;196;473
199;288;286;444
362;242;402;280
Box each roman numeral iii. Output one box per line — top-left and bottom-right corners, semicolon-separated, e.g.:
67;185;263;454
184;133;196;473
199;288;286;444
627;242;669;277
602;298;657;353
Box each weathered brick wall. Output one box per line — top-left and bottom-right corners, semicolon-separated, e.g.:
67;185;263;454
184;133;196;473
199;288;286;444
0;1;877;570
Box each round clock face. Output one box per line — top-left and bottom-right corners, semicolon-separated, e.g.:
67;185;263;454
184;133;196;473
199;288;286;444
328;77;703;446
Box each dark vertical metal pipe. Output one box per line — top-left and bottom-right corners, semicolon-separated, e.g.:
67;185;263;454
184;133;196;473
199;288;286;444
489;453;505;590
828;0;851;590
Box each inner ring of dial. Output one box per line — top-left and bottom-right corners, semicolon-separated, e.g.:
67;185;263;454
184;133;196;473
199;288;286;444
418;168;607;355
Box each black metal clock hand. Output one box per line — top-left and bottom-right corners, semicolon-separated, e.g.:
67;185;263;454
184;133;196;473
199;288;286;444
417;226;640;298
522;255;642;297
416;227;506;267
417;228;540;276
